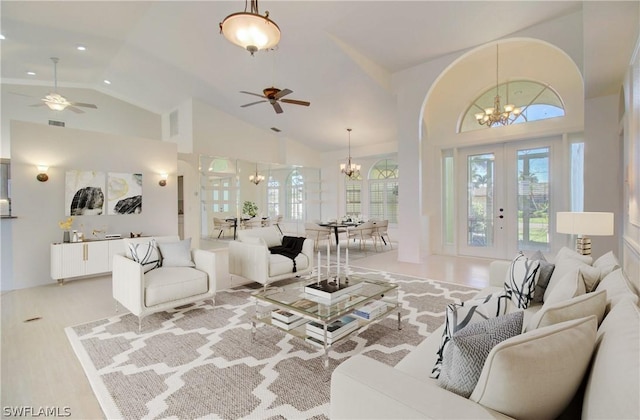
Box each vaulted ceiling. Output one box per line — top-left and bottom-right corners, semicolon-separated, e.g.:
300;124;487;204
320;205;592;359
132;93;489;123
1;1;638;152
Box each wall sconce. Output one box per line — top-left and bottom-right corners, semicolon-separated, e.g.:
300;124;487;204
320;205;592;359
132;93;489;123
159;173;168;187
36;165;49;182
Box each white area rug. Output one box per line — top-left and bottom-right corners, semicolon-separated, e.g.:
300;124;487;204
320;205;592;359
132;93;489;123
66;269;478;419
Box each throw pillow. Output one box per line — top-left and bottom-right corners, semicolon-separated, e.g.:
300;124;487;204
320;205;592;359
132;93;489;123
128;239;161;273
595;268;639;314
526;289;607;331
430;292;512;379
438;311;524;398
579;264;603;292
582;298;640;419
157;238;195;267
544;252;592;302
529;251;555;303
470;316;598;420
544;269;587;306
504;253;540;309
556;246;594;265
592;251;621;280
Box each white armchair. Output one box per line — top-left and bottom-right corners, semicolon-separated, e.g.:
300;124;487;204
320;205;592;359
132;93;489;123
229;226;314;289
112;236;216;330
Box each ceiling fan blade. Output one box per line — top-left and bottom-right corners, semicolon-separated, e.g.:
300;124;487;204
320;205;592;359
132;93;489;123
10;91;38;98
69;101;98;109
274;88;292;99
29;103;47;107
67;106;85;114
272;102;283;114
281;99;310;107
241;100;268;108
240;91;267;99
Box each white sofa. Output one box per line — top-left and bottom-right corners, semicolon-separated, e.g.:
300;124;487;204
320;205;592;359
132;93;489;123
112;236;216;328
228;226;314;289
331;250;639;419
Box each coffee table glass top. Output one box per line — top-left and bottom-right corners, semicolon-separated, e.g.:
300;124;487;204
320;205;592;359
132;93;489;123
253;275;398;322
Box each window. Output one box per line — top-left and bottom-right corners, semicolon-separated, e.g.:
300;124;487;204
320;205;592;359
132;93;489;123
442;152;454;245
0;158;10;216
570;142;584;212
368;159;398;223
460;80;565;133
286;169;304;221
345;172;362;217
267;176;280;217
517;147;550;251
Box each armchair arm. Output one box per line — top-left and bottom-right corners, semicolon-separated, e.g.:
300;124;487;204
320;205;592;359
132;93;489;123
331;355;511;420
193;249;217;293
228;241;270;285
112;253;145;316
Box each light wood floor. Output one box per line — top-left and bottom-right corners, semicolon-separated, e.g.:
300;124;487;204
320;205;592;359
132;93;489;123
0;251;491;419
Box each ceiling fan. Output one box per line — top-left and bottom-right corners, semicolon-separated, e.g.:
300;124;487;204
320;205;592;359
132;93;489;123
25;57;98;113
240;87;310;114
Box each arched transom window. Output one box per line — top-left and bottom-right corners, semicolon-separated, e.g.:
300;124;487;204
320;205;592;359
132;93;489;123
460;80;565;133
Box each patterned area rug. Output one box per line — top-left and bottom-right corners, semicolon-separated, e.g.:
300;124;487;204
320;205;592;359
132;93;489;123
66;268;479;419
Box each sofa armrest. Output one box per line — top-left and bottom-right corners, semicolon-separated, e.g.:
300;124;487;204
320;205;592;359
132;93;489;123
112;253;145;316
228;241;270;285
489;260;511;287
193;249;216;293
331;355;512;420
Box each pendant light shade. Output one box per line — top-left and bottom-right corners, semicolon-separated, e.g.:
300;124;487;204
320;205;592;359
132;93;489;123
220;0;280;55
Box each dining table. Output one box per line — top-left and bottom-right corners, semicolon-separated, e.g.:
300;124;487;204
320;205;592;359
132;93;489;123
319;221;362;245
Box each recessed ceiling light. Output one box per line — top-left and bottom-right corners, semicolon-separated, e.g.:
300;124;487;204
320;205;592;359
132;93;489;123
26;71;36;76
103;79;111;85
0;34;5;40
76;45;87;51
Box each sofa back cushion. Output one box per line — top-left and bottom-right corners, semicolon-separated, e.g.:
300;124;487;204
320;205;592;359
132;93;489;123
526;289;606;331
470;316;597;420
238;226;282;248
582;297;640;420
595;268;639;314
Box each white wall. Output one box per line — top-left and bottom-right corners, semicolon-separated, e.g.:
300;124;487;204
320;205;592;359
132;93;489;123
1;84;161;158
5;121;177;291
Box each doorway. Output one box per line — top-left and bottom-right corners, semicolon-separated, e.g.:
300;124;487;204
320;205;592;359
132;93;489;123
456;139;560;259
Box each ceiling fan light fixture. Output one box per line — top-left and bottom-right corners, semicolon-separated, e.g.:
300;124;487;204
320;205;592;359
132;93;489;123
44;93;69;111
220;0;280;56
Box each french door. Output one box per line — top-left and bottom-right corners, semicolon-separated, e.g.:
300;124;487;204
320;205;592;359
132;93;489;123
457;140;558;259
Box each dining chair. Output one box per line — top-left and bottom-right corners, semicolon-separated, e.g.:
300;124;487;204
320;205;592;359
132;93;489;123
347;220;377;251
213;217;234;238
273;215;284;234
244;218;263;229
372;219;391;248
305;222;332;251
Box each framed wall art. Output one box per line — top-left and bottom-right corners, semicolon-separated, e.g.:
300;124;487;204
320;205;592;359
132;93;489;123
107;172;142;215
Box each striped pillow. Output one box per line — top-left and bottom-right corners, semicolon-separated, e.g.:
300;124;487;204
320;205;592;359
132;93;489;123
504;253;540;309
128;239;161;273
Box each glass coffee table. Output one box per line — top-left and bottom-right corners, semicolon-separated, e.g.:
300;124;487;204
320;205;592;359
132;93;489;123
251;275;401;368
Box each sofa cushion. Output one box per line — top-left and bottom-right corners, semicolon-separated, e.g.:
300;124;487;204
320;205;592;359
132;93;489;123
529;251;555;304
268;253;309;277
144;267;208;307
544;269;586;305
544;248;592;301
431;292;512;379
128;239;161;273
438;311;523;398
595;268;639;314
157;238;195;267
582;298;640;420
504;253;540;309
526;289;606;331
470;316;597;420
592;250;620;279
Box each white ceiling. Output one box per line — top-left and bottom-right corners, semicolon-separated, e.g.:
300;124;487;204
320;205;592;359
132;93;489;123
1;1;638;152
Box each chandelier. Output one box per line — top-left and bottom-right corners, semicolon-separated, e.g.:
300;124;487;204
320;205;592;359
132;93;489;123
475;45;522;127
340;128;361;178
219;0;280;56
249;163;265;185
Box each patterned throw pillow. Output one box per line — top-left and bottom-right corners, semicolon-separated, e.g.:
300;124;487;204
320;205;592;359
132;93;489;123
128;239;161;273
438;311;524;398
529;251;555;303
504;253;540;309
430;292;512;379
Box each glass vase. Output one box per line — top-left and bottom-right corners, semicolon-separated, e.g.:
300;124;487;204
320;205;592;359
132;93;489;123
63;231;70;243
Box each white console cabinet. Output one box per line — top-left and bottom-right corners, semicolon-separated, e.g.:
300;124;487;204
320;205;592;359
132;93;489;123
51;239;125;283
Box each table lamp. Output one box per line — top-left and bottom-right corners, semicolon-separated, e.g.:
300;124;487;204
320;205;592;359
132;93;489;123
556;212;614;255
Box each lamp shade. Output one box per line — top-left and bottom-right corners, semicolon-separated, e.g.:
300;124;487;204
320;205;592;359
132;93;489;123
556;212;614;236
